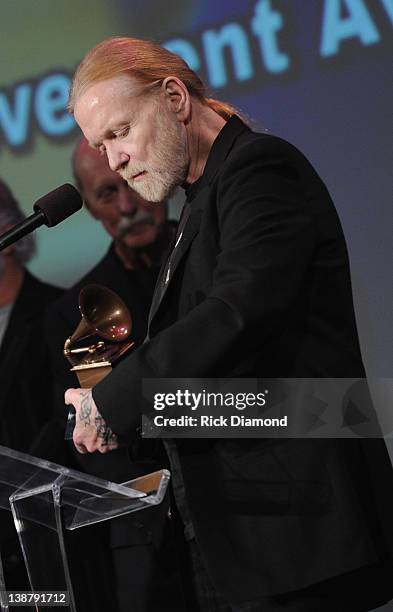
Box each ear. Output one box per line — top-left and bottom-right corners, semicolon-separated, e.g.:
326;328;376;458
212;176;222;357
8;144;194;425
161;77;191;123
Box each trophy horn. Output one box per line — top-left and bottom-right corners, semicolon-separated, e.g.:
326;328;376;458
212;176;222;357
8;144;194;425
64;284;132;355
63;284;135;394
78;284;132;342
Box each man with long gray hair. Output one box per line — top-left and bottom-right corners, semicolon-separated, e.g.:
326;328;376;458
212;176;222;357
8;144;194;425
64;37;393;611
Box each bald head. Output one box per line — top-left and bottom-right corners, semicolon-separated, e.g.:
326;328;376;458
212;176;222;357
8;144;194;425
72;138;100;191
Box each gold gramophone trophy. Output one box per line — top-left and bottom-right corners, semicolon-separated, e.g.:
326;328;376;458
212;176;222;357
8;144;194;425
64;284;134;388
63;284;134;438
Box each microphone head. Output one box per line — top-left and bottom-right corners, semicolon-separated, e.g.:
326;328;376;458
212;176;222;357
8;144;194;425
33;184;83;227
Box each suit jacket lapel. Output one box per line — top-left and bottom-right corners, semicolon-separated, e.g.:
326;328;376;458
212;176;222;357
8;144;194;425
165;208;202;287
148;208;202;329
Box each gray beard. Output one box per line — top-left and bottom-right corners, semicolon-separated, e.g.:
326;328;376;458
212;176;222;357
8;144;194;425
120;103;188;203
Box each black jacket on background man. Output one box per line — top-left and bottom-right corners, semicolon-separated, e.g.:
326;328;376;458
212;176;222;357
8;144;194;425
0;271;61;593
0;271;61;452
92;116;393;607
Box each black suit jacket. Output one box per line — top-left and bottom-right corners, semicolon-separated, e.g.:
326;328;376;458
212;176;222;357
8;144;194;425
92;117;393;602
0;271;61;588
0;270;61;452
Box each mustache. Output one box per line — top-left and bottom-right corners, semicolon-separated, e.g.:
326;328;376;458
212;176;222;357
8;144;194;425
120;165;147;182
115;209;155;238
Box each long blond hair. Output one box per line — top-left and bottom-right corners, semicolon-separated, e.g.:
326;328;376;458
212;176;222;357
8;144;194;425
68;37;246;122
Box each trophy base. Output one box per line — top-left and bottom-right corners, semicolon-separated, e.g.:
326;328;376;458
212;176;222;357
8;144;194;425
71;362;113;388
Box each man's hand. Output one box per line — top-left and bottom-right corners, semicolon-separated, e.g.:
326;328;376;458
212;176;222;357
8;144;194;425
65;388;119;454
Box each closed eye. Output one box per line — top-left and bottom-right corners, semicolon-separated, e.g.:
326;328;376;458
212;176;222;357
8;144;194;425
116;125;130;138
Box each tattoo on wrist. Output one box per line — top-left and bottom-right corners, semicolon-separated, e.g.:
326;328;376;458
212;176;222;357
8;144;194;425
79;391;92;426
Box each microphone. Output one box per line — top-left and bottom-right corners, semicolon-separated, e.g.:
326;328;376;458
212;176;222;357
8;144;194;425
0;183;83;252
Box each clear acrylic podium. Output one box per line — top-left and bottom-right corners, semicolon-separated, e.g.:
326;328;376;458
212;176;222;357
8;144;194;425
0;445;170;611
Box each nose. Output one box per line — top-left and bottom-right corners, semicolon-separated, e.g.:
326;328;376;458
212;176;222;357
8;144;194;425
105;142;129;173
118;183;137;216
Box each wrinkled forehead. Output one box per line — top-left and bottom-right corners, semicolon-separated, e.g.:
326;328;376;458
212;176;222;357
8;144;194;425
75;74;152;119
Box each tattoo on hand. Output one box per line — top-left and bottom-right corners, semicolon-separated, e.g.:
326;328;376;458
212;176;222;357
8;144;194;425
95;413;118;446
77;390;117;446
79;391;92;426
